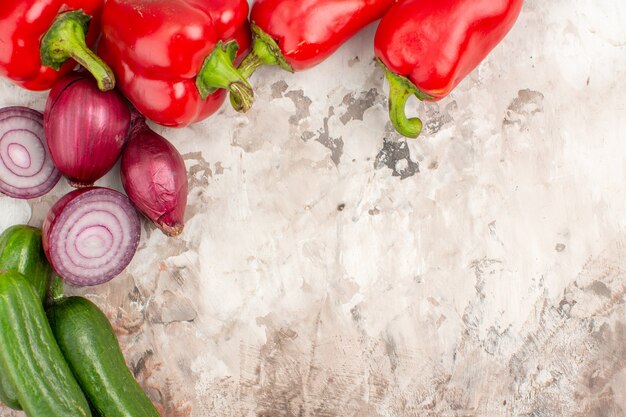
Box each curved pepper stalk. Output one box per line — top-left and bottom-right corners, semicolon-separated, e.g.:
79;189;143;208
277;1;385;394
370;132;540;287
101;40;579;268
375;0;524;139
237;23;294;79
230;24;293;111
196;41;254;113
40;10;115;91
380;61;433;139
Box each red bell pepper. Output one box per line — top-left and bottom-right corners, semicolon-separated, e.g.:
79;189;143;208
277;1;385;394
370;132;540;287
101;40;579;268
98;0;253;128
0;1;114;91
375;0;524;138
237;0;396;78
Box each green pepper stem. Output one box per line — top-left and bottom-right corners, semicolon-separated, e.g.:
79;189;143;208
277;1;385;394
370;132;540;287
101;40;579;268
196;41;254;113
237;23;294;80
380;61;433;139
40;10;115;91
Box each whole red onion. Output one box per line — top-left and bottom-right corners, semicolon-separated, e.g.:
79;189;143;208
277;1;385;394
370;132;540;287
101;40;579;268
44;73;131;188
121;116;188;236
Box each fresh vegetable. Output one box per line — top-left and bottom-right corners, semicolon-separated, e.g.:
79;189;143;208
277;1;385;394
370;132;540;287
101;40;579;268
0;225;52;303
47;296;161;417
0;225;54;410
121;115;188;236
0;376;19;410
0;271;92;417
42;187;141;286
98;0;253;127
238;0;396;79
0;106;61;199
0;1;114;91
44;73;131;188
374;0;524;138
0;373;19;410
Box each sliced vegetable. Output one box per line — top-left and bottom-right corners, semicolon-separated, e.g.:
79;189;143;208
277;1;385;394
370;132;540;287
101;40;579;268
0;271;92;417
44;73;131;188
121;116;188;236
42;187;141;286
0;106;61;198
0;106;42;121
47;296;162;417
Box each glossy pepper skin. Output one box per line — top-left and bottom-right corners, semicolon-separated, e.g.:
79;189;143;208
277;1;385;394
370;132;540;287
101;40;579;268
0;1;115;91
240;0;396;75
375;0;524;138
98;0;253;128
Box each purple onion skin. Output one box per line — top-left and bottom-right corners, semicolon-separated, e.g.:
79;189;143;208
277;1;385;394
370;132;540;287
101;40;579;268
42;186;141;286
121;118;188;237
44;73;131;188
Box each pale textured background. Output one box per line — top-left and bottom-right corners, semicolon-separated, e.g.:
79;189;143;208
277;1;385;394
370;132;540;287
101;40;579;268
2;0;626;416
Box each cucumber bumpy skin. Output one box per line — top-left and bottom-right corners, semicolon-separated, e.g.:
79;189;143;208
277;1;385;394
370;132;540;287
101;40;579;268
0;225;52;303
47;296;161;417
0;371;19;410
0;225;54;410
0;271;91;417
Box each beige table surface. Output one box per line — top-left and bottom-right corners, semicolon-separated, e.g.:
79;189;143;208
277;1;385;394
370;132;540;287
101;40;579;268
1;1;626;416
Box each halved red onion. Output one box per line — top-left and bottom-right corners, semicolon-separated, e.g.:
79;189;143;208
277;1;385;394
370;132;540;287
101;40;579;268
0;106;61;198
0;106;42;121
42;187;141;286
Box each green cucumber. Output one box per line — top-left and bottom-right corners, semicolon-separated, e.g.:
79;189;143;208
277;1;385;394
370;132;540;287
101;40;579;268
0;225;54;410
0;371;19;410
0;271;91;417
0;224;52;303
47;296;161;417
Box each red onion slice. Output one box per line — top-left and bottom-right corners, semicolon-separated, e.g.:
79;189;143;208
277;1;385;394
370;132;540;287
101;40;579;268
0;106;61;199
0;106;43;121
42;187;141;286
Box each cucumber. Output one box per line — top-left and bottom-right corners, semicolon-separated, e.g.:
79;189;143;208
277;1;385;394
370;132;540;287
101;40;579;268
0;271;91;417
0;225;54;410
0;371;19;410
0;224;52;303
47;296;161;417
